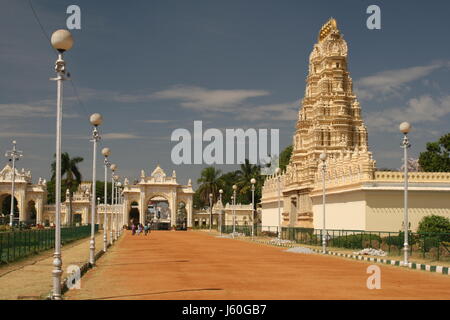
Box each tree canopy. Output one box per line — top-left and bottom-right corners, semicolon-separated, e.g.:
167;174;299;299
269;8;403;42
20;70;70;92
419;133;450;172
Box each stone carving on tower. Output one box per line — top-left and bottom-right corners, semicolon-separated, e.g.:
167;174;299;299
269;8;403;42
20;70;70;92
262;18;376;228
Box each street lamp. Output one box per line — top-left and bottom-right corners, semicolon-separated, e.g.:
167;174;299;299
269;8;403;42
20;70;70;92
5;140;23;227
101;147;111;252
110;164;117;245
209;193;213;232
219;189;223;235
250;178;256;240
50;29;73;300
400;122;411;266
116;181;122;239
97;197;101;225
319;152;327;254
275;168;281;242
232;184;237;238
113;173;119;241
89;113;102;266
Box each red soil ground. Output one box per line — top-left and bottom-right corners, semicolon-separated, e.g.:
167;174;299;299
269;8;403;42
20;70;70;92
65;230;450;300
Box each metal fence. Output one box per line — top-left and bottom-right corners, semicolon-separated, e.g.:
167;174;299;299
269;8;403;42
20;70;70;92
0;225;98;264
218;225;450;262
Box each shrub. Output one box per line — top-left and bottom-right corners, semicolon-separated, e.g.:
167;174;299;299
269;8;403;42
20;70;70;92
417;215;450;234
329;233;382;249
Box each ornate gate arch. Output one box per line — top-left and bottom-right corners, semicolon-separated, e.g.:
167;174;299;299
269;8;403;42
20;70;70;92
122;165;194;229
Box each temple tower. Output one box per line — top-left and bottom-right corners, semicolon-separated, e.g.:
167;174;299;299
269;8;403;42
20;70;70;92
263;18;375;228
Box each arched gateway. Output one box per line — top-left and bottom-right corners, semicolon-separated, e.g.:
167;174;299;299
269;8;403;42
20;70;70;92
122;165;194;229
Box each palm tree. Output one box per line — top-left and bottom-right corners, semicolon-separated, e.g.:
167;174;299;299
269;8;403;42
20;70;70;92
235;159;260;204
196;167;223;207
51;152;83;225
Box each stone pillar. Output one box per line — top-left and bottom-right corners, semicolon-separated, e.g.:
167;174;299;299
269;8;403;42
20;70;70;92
122;198;129;226
139;191;145;224
36;198;44;225
18;189;26;222
187;198;193;228
82;207;89;225
171;191;177;228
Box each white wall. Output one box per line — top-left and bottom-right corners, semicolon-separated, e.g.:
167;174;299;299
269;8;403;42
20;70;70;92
261;201;283;230
311;190;366;230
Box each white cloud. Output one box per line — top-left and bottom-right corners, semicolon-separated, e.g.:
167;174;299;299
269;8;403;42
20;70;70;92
355;61;450;100
0;132;53;138
102;133;143;140
151;85;270;112
139;119;173;124
239;101;299;121
365;95;450;132
0;101;80;119
0;103;52;118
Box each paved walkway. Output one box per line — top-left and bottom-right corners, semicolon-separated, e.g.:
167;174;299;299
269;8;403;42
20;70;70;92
65;231;450;300
0;233;107;300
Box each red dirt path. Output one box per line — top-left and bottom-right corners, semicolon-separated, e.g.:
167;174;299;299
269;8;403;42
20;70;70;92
65;231;450;300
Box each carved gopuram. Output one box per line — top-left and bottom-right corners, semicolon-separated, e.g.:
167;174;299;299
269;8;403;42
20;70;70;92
261;19;450;232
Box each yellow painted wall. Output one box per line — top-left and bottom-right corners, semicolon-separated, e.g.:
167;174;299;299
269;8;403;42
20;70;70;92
366;190;450;232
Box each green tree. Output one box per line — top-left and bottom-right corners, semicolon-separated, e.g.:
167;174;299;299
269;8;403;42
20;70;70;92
417;215;450;234
217;170;240;205
419;133;450;172
50;153;83;224
196;167;223;207
235;159;261;205
95;181;113;204
279;145;293;172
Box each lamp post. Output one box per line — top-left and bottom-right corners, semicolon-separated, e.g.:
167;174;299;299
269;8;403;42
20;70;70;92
116;181;122;239
5;140;23;227
89;113;102;266
250;178;256;240
113;174;119;241
319;152;327;254
219;189;223;235
110;164;117;244
101;147;111;252
102;148;111;248
232;184;237;238
97;197;101;225
50;29;73;300
400;122;411;266
209;193;213;232
275;168;281;242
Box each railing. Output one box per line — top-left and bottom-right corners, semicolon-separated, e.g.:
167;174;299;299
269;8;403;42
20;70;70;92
219;225;450;262
0;225;99;264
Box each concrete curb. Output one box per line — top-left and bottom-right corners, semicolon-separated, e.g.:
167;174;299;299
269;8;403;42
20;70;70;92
246;238;450;276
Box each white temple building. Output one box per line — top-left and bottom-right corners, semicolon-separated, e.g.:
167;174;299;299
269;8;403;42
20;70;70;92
261;19;450;232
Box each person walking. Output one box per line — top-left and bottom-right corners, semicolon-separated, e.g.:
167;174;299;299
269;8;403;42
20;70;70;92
144;223;149;236
131;223;136;235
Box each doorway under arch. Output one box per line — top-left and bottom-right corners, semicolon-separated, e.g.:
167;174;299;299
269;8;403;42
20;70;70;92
176;202;187;230
27;200;37;225
147;196;171;230
0;194;19;225
129;201;140;226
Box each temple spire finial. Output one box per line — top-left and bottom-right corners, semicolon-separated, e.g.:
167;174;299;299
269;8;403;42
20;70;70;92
318;17;339;42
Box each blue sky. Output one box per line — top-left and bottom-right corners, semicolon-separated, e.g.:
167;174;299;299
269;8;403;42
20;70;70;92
1;0;449;186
